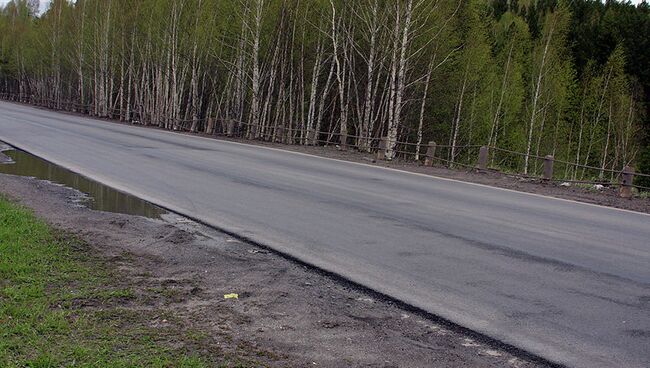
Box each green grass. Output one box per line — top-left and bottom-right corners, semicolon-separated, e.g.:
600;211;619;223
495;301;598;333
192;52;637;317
0;197;237;367
635;189;649;199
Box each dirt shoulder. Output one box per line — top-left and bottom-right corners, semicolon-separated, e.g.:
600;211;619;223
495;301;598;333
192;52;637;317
1;196;237;367
0;173;548;368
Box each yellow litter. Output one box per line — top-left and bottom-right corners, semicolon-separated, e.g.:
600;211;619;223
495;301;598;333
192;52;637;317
223;293;239;299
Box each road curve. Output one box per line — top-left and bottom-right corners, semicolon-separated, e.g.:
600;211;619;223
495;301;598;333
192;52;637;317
1;101;649;368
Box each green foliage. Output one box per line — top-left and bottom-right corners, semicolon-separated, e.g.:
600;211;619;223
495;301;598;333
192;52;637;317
491;11;530;154
0;0;646;179
0;197;228;367
637;146;650;190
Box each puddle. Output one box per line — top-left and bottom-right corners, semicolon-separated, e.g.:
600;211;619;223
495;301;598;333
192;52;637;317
0;149;167;219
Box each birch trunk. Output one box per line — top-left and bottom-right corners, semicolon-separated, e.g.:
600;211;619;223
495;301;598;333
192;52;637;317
330;0;348;149
415;58;434;161
525;19;555;175
249;0;263;139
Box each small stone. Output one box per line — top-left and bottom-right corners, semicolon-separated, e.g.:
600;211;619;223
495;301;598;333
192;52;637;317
461;338;480;347
479;349;502;357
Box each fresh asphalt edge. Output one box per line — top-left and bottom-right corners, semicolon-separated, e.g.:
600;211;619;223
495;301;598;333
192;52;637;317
0;140;563;368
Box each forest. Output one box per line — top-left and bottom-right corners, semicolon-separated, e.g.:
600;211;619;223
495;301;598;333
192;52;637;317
0;0;648;185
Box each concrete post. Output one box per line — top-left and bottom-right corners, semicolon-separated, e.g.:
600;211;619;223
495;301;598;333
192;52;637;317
478;146;489;170
307;129;316;145
424;141;437;167
620;166;635;198
276;126;285;143
377;137;388;160
340;133;348;151
543;155;554;180
206;117;215;135
226;119;235;137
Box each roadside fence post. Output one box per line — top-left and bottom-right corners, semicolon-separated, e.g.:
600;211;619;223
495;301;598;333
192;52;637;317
276;126;285;143
478;146;489;170
425;141;437;167
308;129;316;145
340;132;348;151
377;137;388;161
543;155;554;180
620;166;635;198
226;119;235;137
206;117;214;135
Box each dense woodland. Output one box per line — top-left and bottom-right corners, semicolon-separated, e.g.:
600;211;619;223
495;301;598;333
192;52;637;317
0;0;648;184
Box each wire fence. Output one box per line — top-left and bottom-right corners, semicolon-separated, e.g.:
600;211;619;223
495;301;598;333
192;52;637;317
486;146;650;190
2;92;648;192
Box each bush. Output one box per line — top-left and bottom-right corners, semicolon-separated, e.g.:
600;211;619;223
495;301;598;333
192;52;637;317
636;145;650;191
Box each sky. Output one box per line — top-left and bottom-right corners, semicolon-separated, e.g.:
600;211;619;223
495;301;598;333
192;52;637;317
0;0;49;14
0;0;646;15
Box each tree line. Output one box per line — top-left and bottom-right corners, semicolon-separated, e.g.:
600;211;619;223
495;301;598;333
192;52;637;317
0;0;648;183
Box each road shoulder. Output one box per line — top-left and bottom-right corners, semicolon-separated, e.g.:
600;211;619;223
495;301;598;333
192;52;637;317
0;173;546;368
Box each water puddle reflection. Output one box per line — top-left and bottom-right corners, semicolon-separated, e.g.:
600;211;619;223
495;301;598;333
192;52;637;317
0;148;166;219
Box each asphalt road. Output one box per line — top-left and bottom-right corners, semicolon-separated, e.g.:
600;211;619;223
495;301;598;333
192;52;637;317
1;101;649;368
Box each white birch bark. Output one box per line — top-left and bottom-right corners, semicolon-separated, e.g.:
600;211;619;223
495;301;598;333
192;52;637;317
525;18;555;175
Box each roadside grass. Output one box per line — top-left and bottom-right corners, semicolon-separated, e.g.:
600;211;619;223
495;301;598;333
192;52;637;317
636;190;650;199
0;197;249;368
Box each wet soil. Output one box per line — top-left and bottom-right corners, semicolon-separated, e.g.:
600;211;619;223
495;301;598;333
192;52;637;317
0;173;548;368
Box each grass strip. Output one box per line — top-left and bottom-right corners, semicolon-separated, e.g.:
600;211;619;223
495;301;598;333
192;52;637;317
0;196;248;368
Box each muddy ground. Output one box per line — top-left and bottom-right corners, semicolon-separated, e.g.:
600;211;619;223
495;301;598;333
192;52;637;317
0;173;549;367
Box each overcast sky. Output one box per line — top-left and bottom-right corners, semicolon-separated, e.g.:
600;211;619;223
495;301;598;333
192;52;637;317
0;0;49;14
0;0;647;15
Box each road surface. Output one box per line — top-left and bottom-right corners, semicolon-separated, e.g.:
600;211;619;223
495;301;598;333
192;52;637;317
1;101;649;368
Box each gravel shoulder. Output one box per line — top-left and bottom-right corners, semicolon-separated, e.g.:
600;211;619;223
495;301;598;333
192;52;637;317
0;173;549;368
